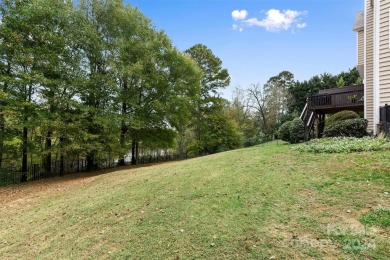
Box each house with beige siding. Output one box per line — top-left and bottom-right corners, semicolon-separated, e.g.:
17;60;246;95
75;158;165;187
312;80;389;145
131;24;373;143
301;0;390;139
354;0;390;134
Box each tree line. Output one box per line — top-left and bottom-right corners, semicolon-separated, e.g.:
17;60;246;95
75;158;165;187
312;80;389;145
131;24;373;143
0;0;240;176
231;68;361;142
0;0;361;178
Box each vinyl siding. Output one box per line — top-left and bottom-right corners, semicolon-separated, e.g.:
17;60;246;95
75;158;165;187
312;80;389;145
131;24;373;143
358;31;365;66
365;0;375;133
379;0;390;107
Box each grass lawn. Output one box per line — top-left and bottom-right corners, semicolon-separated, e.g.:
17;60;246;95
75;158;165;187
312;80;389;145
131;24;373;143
0;141;389;259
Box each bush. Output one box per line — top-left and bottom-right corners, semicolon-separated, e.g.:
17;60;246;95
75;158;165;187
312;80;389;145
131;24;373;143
289;117;305;143
292;136;390;153
326;110;360;126
323;118;368;138
277;120;293;142
277;117;304;144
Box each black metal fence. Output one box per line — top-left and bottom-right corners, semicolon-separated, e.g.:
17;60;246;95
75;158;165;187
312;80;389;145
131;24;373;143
0;153;187;187
380;104;390;137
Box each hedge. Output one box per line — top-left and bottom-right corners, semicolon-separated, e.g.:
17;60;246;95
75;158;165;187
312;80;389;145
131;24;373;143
277;117;304;143
326;110;360;126
277;120;293;142
289;117;305;143
323;118;368;138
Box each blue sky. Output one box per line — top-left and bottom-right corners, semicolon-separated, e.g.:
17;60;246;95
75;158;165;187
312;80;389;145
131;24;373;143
128;0;363;100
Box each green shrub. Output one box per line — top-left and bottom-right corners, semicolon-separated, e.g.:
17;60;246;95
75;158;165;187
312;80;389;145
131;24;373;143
277;120;293;142
326;110;360;126
323;118;368;138
277;117;304;144
289;117;305;144
291;136;390;153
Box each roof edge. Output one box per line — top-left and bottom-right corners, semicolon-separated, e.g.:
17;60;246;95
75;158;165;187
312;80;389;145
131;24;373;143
353;10;364;32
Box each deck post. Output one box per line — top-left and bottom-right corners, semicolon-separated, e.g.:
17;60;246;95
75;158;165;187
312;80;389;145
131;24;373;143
314;112;319;138
318;113;325;138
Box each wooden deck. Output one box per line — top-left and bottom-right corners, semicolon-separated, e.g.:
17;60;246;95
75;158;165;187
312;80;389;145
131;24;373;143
302;85;365;140
307;85;364;113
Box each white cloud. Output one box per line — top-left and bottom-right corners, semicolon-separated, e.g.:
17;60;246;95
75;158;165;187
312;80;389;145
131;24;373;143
243;9;308;32
232;10;248;20
233;24;243;32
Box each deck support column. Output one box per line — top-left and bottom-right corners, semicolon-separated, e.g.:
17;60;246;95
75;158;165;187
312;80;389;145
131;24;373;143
314;112;319;138
314;112;326;139
318;113;325;138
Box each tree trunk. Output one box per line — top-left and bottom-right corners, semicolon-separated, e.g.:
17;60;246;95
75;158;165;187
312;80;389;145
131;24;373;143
60;154;64;176
86;152;95;172
131;139;137;165
44;128;52;175
136;141;139;163
178;127;186;158
21;126;28;182
118;118;127;166
21;82;33;182
196;102;201;142
118;80;128;166
59;135;64;176
196;101;202;156
0;114;4;168
0;63;11;168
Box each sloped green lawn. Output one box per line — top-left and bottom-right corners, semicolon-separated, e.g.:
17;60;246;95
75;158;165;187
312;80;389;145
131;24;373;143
0;141;389;259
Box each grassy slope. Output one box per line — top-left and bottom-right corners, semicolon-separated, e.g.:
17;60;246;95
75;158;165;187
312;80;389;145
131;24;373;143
0;141;389;259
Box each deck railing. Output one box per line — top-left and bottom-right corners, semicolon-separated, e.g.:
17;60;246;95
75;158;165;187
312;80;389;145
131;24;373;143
308;87;364;110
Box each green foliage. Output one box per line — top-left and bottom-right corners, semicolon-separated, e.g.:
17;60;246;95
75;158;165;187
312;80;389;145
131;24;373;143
288;67;361;113
187;98;242;155
185;44;230;98
0;0;205;168
338;67;361;86
0;168;20;186
289;117;305;143
184;44;234;155
263;71;294;136
214;118;242;153
355;77;363;85
228;87;260;147
336;76;345;88
278;113;297;127
360;209;390;227
292;137;390;153
277;117;304;143
328;229;372;255
323;118;368;138
244;67;363;142
326;110;360;126
277;120;293;142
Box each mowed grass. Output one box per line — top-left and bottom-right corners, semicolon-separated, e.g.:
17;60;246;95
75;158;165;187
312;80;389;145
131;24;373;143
1;141;389;259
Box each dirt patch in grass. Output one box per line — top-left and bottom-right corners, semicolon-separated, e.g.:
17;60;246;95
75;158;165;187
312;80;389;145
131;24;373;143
266;223;341;259
0;172;98;208
0;162;171;208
